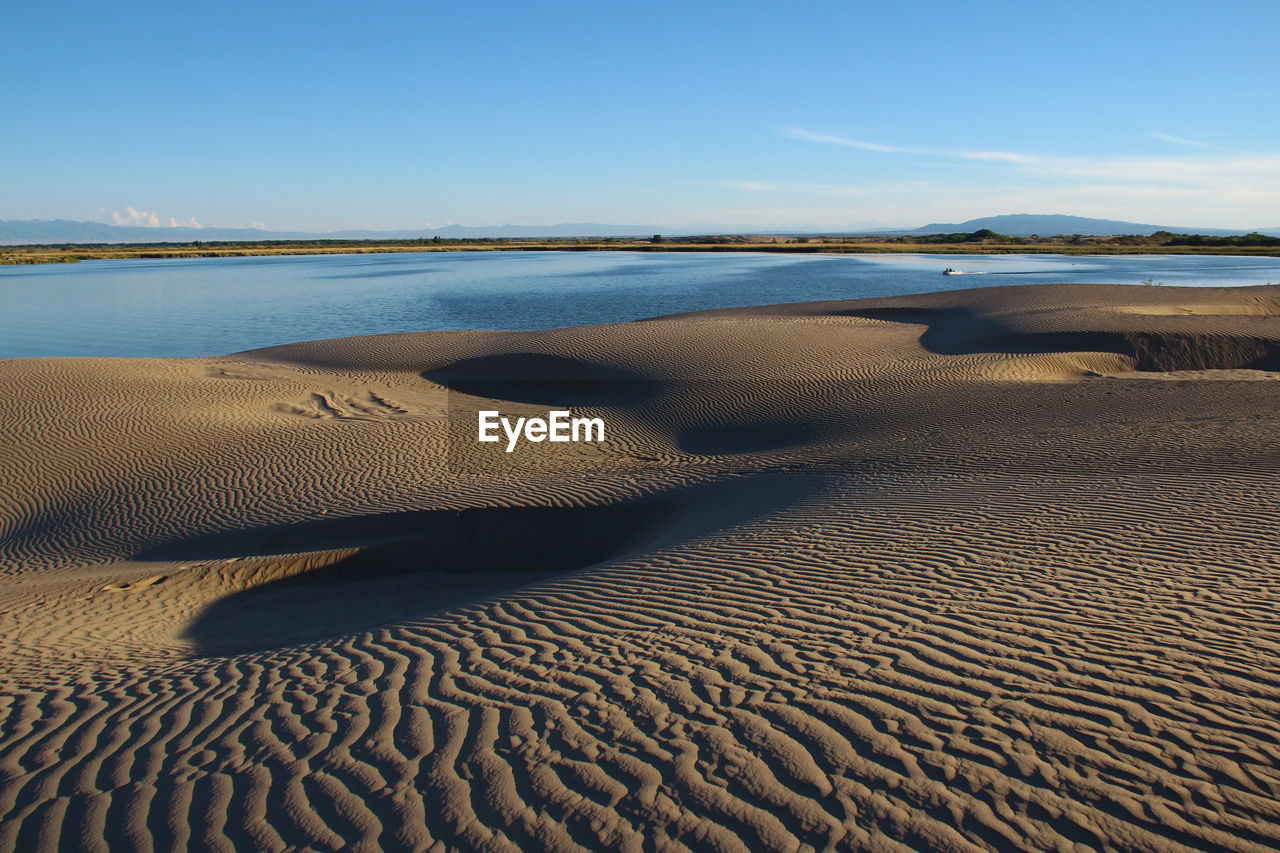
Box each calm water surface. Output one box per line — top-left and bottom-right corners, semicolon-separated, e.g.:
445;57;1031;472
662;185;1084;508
2;251;1278;358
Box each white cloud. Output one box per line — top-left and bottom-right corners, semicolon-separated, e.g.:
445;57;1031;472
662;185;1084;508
105;207;202;228
111;206;161;227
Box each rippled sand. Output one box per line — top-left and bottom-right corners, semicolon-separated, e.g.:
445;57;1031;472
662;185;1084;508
2;283;1279;851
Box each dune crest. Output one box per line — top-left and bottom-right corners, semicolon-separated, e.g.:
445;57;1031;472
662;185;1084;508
2;283;1279;851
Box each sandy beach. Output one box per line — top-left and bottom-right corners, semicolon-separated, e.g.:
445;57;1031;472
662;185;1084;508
2;281;1279;851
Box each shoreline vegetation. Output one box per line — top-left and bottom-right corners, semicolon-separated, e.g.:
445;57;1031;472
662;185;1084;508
4;229;1280;264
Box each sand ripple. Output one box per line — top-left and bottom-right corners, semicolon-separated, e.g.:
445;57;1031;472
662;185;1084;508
2;283;1279;850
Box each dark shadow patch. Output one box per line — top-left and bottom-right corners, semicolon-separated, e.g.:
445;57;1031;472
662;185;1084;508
424;353;661;405
1118;332;1279;372
162;503;672;655
846;306;1031;356
679;421;818;455
846;307;1280;372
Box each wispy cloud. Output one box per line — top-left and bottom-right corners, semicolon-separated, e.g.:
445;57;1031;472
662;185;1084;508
713;130;1280;227
781;126;1280;193
693;179;1277;231
1149;132;1242;154
1150;132;1211;147
1028;152;1280;195
781;128;907;153
781;127;1034;164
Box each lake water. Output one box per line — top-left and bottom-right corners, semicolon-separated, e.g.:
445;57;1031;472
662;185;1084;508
2;251;1278;358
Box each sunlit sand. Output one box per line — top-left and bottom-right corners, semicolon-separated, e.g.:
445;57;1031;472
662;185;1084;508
2;282;1279;850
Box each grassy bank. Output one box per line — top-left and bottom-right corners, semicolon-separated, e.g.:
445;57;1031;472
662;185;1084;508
4;231;1280;264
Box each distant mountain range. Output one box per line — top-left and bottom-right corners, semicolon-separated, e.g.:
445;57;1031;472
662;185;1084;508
2;214;1277;245
0;219;707;245
889;214;1278;238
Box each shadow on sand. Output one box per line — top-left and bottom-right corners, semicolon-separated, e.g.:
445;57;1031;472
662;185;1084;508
847;306;1280;371
153;503;673;655
423;353;662;406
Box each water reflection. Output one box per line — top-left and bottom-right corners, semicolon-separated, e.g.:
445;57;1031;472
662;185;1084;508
1;251;1277;358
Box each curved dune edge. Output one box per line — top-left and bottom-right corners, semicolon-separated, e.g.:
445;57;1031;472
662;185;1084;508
1;282;1279;851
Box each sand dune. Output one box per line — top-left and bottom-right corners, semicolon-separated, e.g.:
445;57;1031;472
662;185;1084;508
2;282;1279;851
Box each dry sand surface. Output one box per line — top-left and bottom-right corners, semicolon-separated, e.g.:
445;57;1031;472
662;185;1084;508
2;282;1279;851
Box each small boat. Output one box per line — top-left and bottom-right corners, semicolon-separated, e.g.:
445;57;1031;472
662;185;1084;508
942;267;963;275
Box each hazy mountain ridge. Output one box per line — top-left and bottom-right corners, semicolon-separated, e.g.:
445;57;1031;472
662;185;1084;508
901;214;1269;238
2;214;1277;245
0;220;704;245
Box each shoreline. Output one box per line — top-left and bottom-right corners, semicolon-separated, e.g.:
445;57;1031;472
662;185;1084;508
5;238;1280;265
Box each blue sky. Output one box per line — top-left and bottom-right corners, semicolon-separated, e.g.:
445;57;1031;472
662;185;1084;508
3;0;1277;231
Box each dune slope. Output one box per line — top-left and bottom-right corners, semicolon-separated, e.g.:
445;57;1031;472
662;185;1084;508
1;283;1279;851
